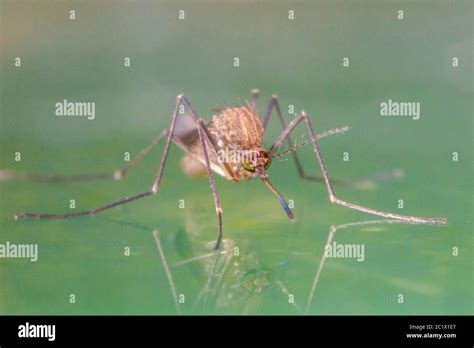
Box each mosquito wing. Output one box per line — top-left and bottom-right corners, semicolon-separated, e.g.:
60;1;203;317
172;108;229;179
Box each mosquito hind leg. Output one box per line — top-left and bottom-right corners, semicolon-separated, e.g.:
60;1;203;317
160;94;225;249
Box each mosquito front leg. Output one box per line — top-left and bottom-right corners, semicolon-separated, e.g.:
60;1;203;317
263;95;402;188
163;94;224;249
268;112;447;224
15;94;184;220
196;119;224;249
262;94;347;185
178;95;236;181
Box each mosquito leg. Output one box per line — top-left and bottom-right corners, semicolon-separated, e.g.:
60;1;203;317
194;251;222;309
305;219;421;312
0;132;167;182
263;95;402;188
178;96;236;181
14;190;155;219
165;95;224;249
268;112;447;224
113;130;167;180
0;169;112;182
305;224;336;313
153;230;180;314
196;120;224;249
15;95;184;220
275;278;303;313
263;95;342;184
249;88;259;112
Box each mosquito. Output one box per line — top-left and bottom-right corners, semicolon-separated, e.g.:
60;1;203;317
1;90;447;249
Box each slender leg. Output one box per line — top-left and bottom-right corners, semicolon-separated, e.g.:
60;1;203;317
249;88;259;112
16;94;226;249
153;230;180;314
275;278;303;313
156;95;224;249
114;131;167;180
15;95;183;220
178;96;236;181
0;132;167;182
194;250;224;309
263;95;401;188
262;95;346;184
305;224;335;313
268;112;447;224
305;219;410;312
196;122;224;249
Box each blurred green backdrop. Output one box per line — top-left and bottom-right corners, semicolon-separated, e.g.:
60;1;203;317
0;0;472;315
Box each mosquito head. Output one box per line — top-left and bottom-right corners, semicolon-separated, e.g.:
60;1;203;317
241;150;271;178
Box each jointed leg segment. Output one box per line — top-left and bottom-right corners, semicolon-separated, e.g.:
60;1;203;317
0;132;167;183
14;95;227;248
10;91;446;251
269;111;447;224
176;96;224;249
14;94;186;220
262;94;356;185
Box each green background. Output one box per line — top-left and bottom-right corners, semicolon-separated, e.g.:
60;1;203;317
0;0;472;315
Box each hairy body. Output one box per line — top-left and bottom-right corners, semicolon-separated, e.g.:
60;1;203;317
179;106;265;181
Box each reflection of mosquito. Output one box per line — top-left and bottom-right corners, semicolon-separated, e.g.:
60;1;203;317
2;90;447;248
305;219;429;312
152;219;445;314
153;219;436;314
153;229;302;314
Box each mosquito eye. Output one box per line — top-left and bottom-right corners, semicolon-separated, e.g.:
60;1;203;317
257;150;271;170
242;161;255;172
264;158;271;170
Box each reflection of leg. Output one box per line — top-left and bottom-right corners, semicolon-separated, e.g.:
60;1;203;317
193;244;233;309
275;278;302;313
305;225;336;313
305;219;421;312
153;230;180;314
194;251;222;308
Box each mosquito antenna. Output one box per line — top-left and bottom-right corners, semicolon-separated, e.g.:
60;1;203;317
261;177;295;222
271;140;312;160
270;126;350;160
